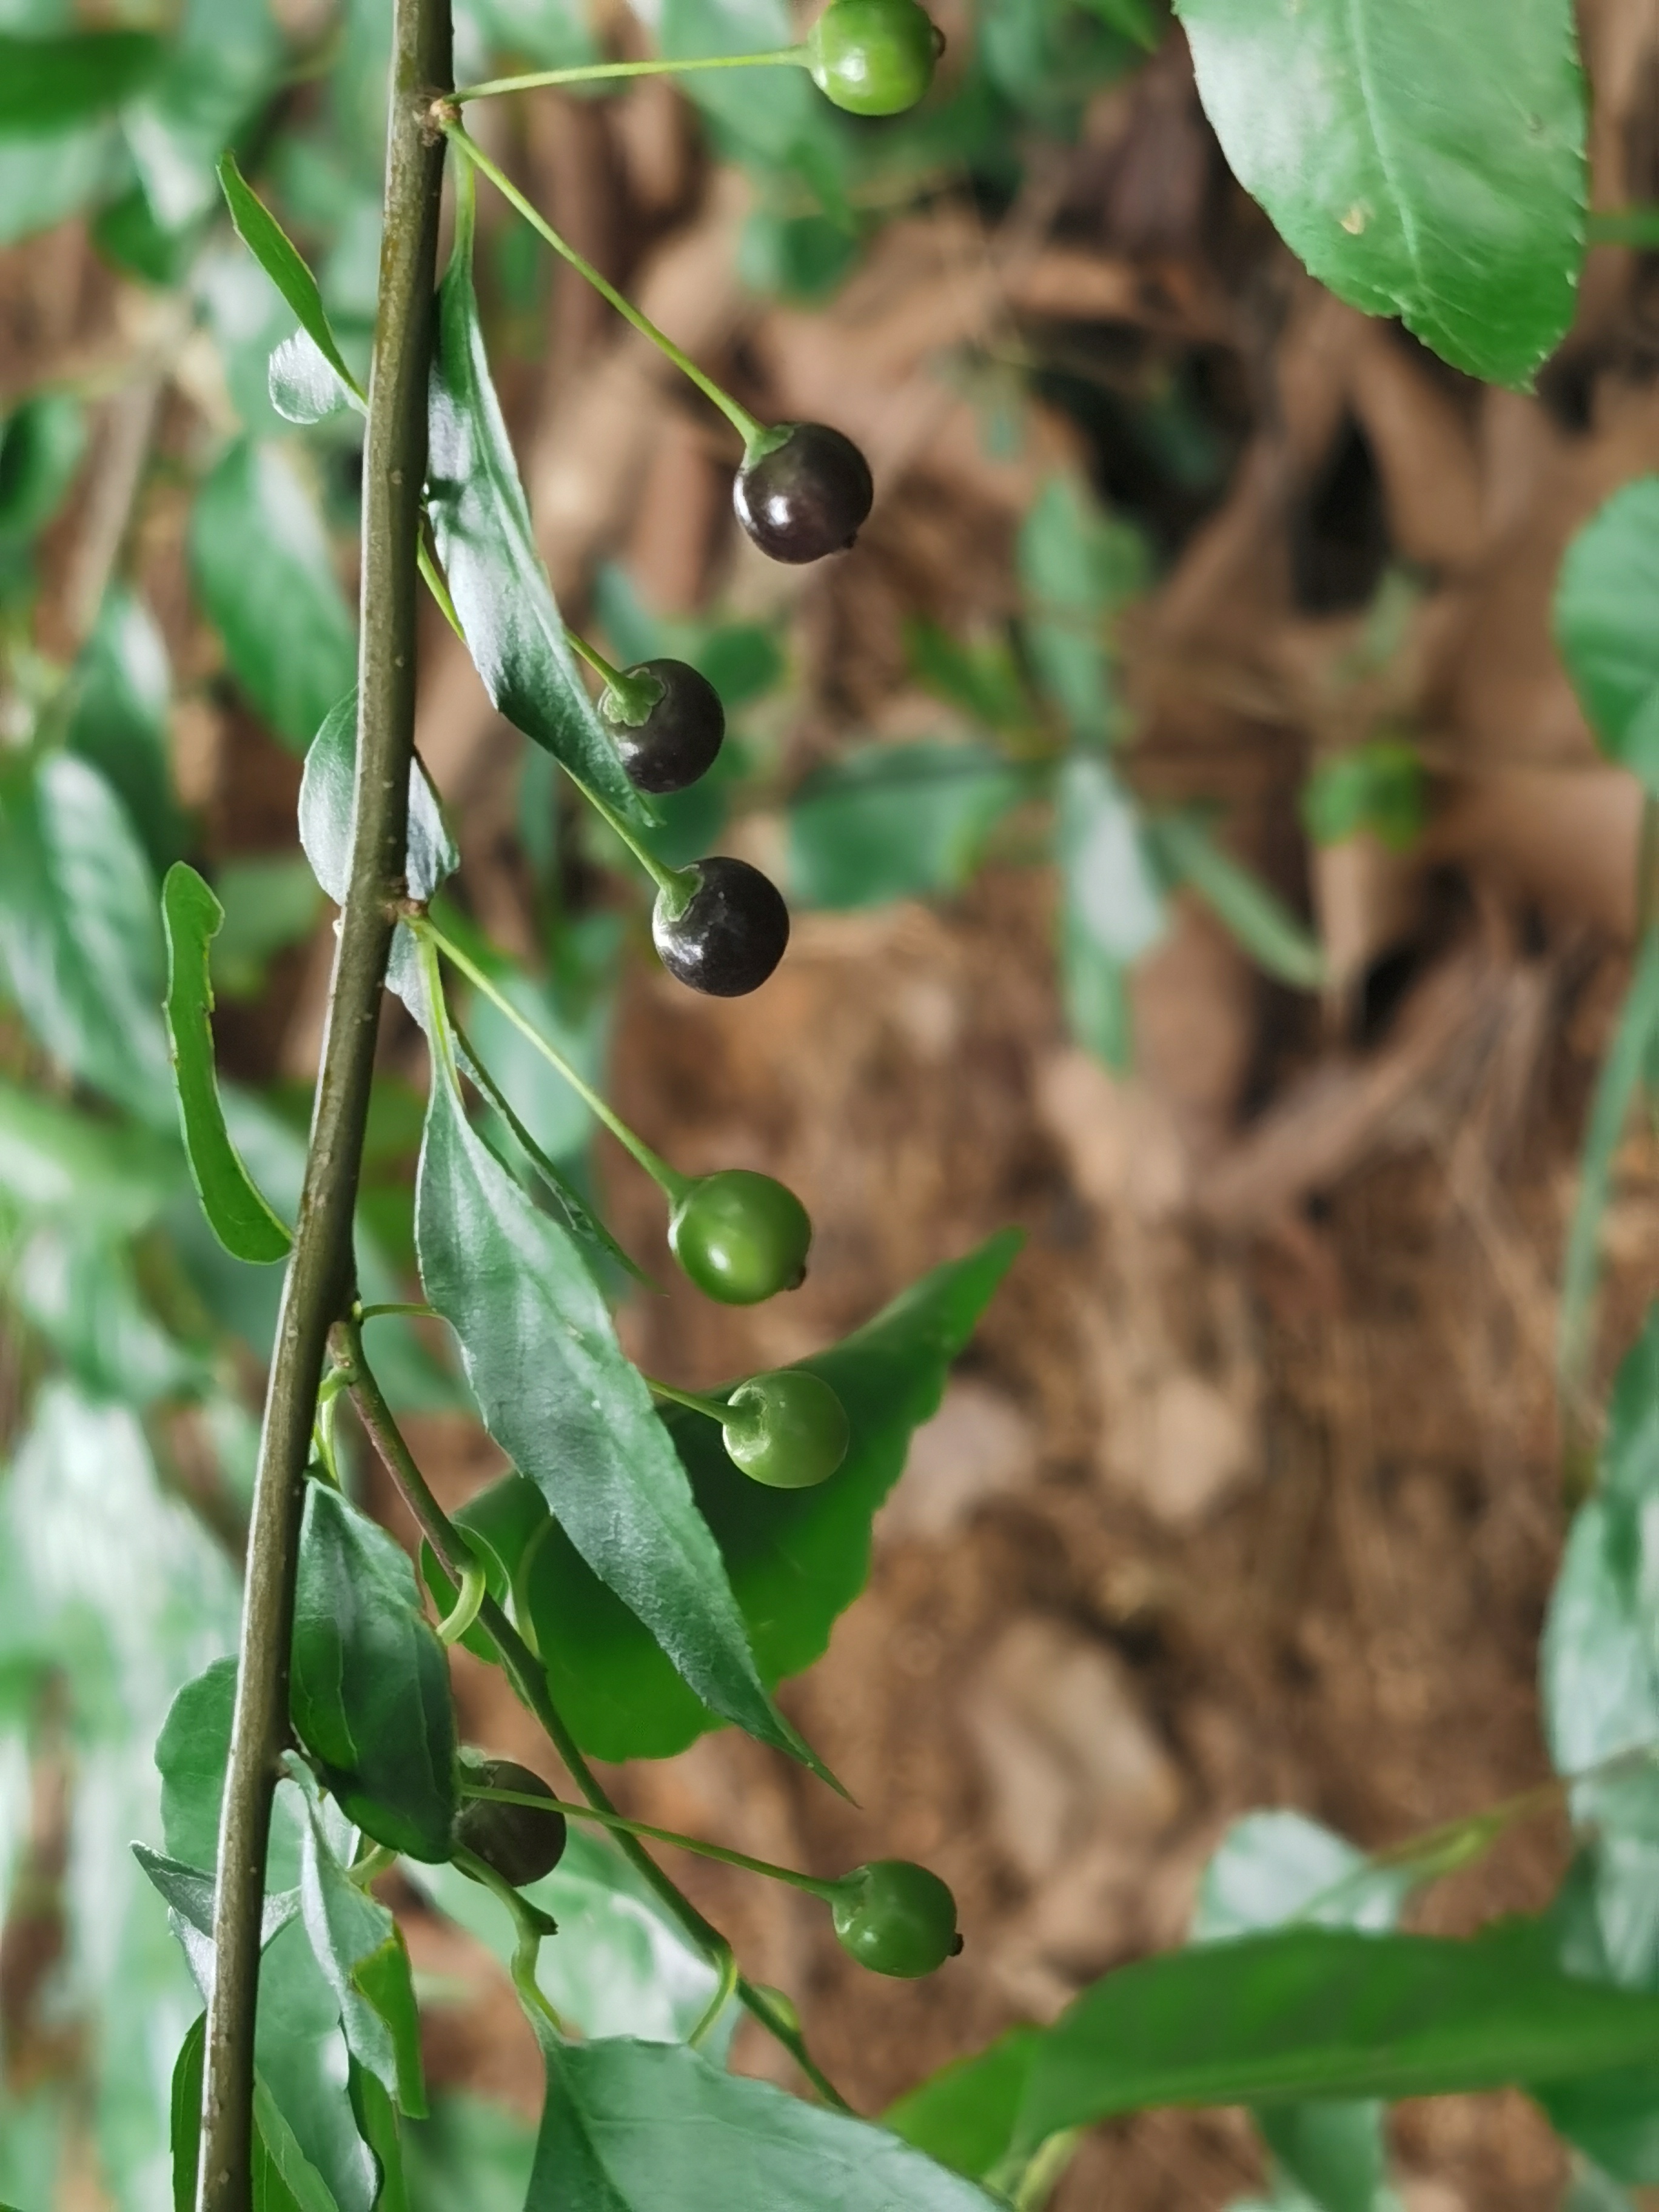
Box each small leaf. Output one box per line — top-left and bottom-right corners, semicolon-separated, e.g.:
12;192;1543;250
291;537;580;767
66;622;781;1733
253;2079;346;2212
170;2013;205;2212
64;583;184;874
1057;752;1165;969
1556;478;1659;794
191;440;357;752
426;202;647;825
1148;812;1326;990
1175;0;1586;388
290;1481;458;1863
0;32;159;134
269;330;352;426
132;1843;302;2002
0;393;87;552
788;742;1024;910
415;1039;815;1772
216;153;361;402
162;862;293;1264
1301;742;1425;854
1019;476;1146;739
299;689;458;907
885;2028;1043;2182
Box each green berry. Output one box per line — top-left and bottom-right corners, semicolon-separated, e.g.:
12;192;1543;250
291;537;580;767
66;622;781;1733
807;0;942;118
722;1370;850;1489
668;1170;812;1305
452;1757;568;1889
830;1860;962;1978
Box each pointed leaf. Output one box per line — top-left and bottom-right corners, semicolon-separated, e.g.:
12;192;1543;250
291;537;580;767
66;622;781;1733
0;31;160;132
516;1233;1021;1760
1555;477;1659;794
170;2013;205;2212
299;689;458;905
414;1039;812;1770
1148;813;1325;991
290;1481;458;1863
1175;0;1586;388
885;2027;1043;2182
270;331;353;426
217;153;361;401
253;2080;346;2212
162;862;293;1263
132;1843;302;2002
426;213;646;825
293;1780;427;2116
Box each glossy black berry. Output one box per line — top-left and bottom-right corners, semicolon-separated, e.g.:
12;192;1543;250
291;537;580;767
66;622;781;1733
669;1170;813;1305
452;1757;568;1889
652;856;789;996
808;0;943;117
602;659;726;795
722;1370;850;1489
830;1860;962;1978
734;424;874;565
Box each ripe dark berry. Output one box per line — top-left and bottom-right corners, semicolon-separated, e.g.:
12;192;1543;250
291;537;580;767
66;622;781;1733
722;1370;850;1489
452;1757;568;1889
602;658;726;795
830;1860;961;1978
652;856;789;996
669;1170;813;1305
734;424;874;565
808;0;943;117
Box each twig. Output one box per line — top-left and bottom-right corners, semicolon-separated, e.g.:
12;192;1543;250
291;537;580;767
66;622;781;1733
195;2;452;2203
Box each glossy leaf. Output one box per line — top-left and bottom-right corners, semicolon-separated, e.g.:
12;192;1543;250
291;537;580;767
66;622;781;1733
415;1040;813;1770
270;330;353;426
788;742;1024;910
1555;478;1659;794
156;1657;306;1891
1175;0;1586;387
290;1481;458;1862
133;1845;302;2004
170;2013;205;2212
64;583;184;874
426;205;646;825
294;1780;427;2117
255;1919;380;2212
528;2034;999;2209
1013;1925;1659;2151
191;440;357;752
217;153;361;403
0;32;159;133
1148;814;1325;990
162;863;293;1264
517;1232;1021;1760
253;2079;346;2212
0;751;173;1125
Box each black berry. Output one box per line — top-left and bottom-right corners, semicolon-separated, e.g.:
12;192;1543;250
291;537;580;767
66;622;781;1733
829;1860;961;1977
452;1757;568;1889
602;659;726;795
652;856;789;996
669;1170;813;1304
722;1370;850;1489
734;424;874;565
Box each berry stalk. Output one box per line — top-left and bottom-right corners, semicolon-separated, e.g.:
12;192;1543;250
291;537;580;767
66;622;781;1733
452;46;809;103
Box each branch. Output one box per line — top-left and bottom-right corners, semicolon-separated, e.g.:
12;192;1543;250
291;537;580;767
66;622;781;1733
195;3;452;2202
338;1324;853;2113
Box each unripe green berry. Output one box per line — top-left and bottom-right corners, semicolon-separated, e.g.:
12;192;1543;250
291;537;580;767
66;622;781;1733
808;0;942;117
452;1757;568;1889
722;1370;850;1489
830;1859;962;1977
668;1170;812;1305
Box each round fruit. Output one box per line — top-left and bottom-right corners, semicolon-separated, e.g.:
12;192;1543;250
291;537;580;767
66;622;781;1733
602;658;726;795
652;856;789;996
452;1758;568;1889
722;1370;850;1489
669;1170;813;1305
734;423;874;565
830;1860;962;1978
808;0;942;118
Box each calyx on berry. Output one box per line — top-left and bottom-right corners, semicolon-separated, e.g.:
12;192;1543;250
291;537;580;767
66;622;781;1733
734;423;874;565
668;1169;813;1305
652;855;789;996
452;1756;568;1888
722;1370;850;1489
808;0;943;118
830;1859;962;1977
600;657;726;795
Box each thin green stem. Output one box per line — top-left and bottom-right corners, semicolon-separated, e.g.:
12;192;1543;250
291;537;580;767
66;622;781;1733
413;915;689;1200
453;1845;569;2036
689;1940;740;2051
418;523;465;642
441;121;767;449
565;625;625;687
453;47;808;102
338;1327;852;2111
460;1783;843;1900
647;1377;732;1423
572;769;685;902
436;1559;488;1646
355;1300;438;1322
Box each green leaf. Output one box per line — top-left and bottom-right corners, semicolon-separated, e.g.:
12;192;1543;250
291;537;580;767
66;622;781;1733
162;862;293;1264
270;330;354;426
290;1481;458;1863
64;583;184;875
0;31;159;134
528;2036;999;2209
1057;754;1165;1027
1012;1924;1659;2152
885;2027;1044;2182
0;751;173;1125
217;153;361;403
0;393;86;552
401;2094;535;2212
132;1844;303;2002
155;1658;305;1891
15;1221;204;1405
1174;0;1586;388
170;2013;205;2212
426;208;647;826
516;1233;1021;1761
1019;476;1145;740
1301;742;1425;854
255;1919;380;2212
293;1779;427;2117
0;1079;178;1232
253;2079;346;2212
417;1464;543;1665
788;742;1024;910
414;1039;814;1772
1059;903;1133;1071
0;126;120;254
126;0;286;232
1148;813;1326;990
1555;478;1659;794
191;440;357;752
347;2064;409;2212
209;854;326;1000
